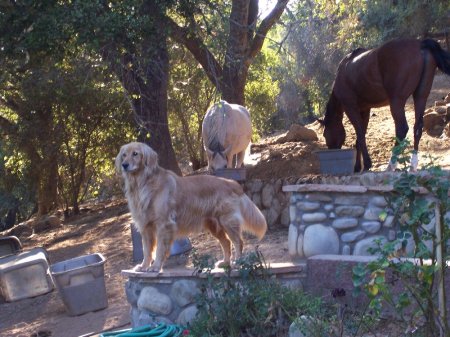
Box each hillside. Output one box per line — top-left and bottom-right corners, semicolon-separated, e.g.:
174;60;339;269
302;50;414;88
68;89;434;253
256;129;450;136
0;74;449;337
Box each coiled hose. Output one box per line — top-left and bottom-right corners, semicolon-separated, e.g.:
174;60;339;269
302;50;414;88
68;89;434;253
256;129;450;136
99;323;185;337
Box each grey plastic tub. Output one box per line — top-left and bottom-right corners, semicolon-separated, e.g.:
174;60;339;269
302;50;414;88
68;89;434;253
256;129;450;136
214;168;246;181
0;236;22;258
51;253;107;316
131;226;192;262
314;149;356;175
0;247;54;302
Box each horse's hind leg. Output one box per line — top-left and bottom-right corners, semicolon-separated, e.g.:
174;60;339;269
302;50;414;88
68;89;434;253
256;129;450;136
388;98;409;171
411;96;426;171
411;62;435;171
356;109;371;172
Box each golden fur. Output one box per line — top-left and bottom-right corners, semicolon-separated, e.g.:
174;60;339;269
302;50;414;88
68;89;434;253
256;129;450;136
116;142;267;273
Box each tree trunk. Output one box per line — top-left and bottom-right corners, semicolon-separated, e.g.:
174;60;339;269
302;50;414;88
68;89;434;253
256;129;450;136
221;65;249;105
26;109;60;217
221;0;252;105
37;155;58;216
101;3;182;176
133;41;181;175
168;0;288;107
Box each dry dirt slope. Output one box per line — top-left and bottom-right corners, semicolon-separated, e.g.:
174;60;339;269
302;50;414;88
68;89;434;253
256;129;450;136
0;74;449;337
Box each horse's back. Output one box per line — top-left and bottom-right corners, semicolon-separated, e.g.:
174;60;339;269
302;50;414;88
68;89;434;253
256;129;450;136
202;100;252;151
335;39;427;106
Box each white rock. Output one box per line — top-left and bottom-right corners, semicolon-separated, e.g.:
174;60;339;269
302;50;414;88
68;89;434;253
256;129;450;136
288;224;298;257
364;207;383;221
176;305;198;326
261;184;275;208
362;221;381;234
302;212;327;223
303;224;339;257
137;287;173;315
383;215;395;228
332;218;358;229
353;236;386;256
335;206;365;217
296;201;321;211
170;280;200;307
341;230;366;243
370;196;388;207
297;233;304;258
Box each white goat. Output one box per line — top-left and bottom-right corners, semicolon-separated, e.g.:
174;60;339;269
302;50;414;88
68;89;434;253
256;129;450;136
202;100;252;171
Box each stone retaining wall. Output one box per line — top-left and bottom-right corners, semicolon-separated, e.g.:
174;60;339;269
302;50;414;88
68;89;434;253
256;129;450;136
242;171;429;230
122;263;304;328
282;172;450;260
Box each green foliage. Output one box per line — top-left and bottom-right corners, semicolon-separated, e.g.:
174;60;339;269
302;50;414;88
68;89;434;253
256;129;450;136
279;0;352;121
245;43;280;138
358;1;450;43
352;139;450;335
54;55;135;210
168;45;214;171
187;249;323;337
0;141;36;228
1;23;135;215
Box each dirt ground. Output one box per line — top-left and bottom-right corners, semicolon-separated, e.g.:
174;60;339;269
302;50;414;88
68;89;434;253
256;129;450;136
0;74;449;337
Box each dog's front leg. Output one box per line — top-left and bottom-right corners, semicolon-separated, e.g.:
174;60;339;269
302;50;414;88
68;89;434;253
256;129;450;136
134;228;155;272
149;223;174;272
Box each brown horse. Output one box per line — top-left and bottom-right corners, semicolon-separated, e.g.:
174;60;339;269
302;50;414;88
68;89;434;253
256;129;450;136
320;38;450;172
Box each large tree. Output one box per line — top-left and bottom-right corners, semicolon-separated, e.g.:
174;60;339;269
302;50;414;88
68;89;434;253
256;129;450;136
167;0;289;106
70;1;182;174
70;0;288;172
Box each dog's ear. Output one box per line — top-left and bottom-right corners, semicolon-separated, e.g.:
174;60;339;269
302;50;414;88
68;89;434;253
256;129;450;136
115;146;124;174
141;143;158;169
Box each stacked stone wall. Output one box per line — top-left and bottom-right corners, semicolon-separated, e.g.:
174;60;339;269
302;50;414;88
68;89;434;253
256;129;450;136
242;171;428;230
281;171;450;260
123;264;303;327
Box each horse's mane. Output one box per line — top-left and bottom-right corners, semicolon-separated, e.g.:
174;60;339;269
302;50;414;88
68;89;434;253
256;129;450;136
203;101;229;151
322;92;339;126
321;48;366;126
347;47;368;60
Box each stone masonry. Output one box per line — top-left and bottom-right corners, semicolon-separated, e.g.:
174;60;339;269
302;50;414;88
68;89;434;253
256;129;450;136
122;263;303;328
282;172;450;260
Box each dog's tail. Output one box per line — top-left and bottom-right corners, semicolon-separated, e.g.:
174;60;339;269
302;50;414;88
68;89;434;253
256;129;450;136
240;194;267;240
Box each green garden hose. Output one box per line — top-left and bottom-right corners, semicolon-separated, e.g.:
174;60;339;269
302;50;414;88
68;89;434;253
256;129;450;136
100;323;185;337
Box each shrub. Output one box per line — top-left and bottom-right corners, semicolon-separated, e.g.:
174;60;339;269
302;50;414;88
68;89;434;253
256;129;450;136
187;249;324;337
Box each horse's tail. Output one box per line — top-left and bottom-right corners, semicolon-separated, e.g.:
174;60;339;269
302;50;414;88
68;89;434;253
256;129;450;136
421;39;450;75
240;194;267;240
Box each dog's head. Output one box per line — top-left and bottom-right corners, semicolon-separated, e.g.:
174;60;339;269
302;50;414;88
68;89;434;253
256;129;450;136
115;142;159;176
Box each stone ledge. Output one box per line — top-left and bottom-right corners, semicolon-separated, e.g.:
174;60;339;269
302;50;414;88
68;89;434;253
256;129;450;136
283;184;436;195
283;184;367;193
122;262;304;279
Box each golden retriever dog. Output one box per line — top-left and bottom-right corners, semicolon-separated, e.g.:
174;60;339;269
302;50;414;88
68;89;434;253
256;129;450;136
116;142;267;273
